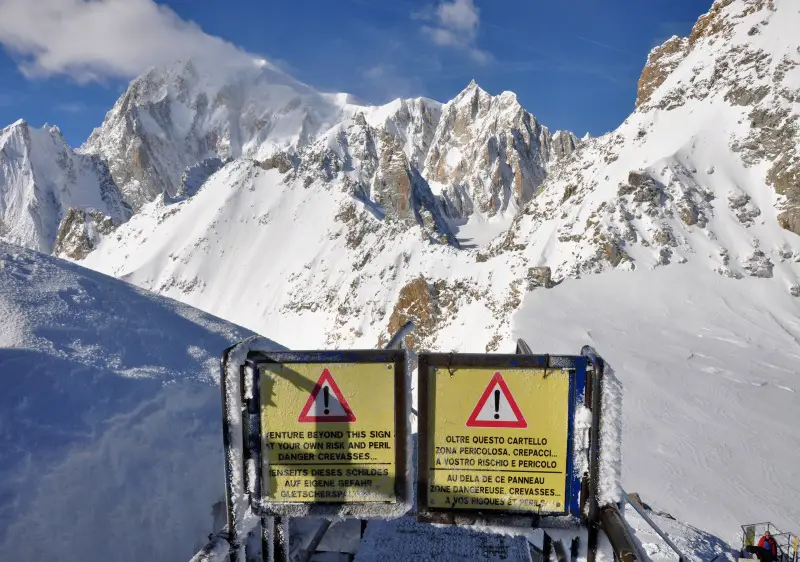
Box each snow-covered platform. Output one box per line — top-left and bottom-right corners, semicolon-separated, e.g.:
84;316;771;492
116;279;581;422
354;517;532;562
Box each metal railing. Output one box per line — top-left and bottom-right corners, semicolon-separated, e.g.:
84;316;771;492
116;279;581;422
741;522;799;562
621;490;685;561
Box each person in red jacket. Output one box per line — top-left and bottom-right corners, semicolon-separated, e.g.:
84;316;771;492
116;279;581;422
755;530;778;561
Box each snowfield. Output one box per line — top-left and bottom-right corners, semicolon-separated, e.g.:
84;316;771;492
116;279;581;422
514;263;800;548
0;241;277;561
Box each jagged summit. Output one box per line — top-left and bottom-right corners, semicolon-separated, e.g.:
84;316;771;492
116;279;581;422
424;81;569;218
0;120;130;253
6;117;27;129
80;58;355;210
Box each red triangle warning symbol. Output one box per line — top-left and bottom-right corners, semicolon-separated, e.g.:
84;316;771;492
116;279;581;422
298;369;356;423
466;372;527;428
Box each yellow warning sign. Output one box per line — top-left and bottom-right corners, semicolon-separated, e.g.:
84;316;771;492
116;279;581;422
426;367;570;513
261;362;397;503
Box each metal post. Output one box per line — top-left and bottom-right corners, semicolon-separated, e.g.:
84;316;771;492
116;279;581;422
570;537;579;561
300;520;332;562
542;532;552;561
386;321;415;350
599;506;639;562
552;538;568;562
220;345;241;562
189;533;232;562
581;346;604;562
515;338;533;355
274;517;288;562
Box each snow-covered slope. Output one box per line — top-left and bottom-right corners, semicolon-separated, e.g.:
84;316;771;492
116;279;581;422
514;263;800;545
491;0;800;284
0;120;131;253
80;159;524;351
0;241;273;561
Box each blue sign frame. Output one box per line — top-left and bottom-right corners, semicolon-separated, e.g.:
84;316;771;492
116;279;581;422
417;352;588;526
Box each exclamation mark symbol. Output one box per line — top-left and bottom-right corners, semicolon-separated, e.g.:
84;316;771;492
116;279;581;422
494;389;500;419
323;386;330;415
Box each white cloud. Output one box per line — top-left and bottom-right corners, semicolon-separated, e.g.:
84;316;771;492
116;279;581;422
437;0;479;31
0;0;259;82
415;0;490;64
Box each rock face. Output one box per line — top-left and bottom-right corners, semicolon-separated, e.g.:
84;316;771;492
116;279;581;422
632;0;799;235
550;131;581;162
424;81;558;218
0;120;131;253
284;103;458;244
177;157;226;199
53;208;120;260
636;36;690;108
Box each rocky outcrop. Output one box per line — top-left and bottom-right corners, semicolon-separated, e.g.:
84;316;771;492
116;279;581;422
177;157;226;199
381;276;440;350
0;120;131;253
373;132;415;222
256;152;294;174
550;131;580;162
636;36;689;108
53;208;120;260
424;81;554;218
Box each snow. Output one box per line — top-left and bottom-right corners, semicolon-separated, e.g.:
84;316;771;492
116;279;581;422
622;506;732;561
0;120;130;252
0;241;284;561
453;211;516;247
79;160;526;353
513;263;800;545
598;364;623;507
188;535;231;562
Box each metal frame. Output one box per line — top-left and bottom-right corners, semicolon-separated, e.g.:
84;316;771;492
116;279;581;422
243;349;409;518
192;336;614;562
581;346;604;561
219;343;242;561
416;351;588;526
741;522;799;562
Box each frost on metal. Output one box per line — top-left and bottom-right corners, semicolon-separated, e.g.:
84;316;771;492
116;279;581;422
598;363;623;507
228;336;412;521
572;405;593;483
223;336;280;555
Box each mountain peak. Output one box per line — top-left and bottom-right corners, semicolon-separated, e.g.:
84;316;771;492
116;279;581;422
2;118;29;137
453;79;488;102
80;58;354;210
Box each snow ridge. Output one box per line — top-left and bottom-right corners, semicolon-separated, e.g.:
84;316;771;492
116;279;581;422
0;120;131;253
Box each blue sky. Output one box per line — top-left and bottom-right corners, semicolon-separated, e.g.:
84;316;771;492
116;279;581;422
0;0;709;147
